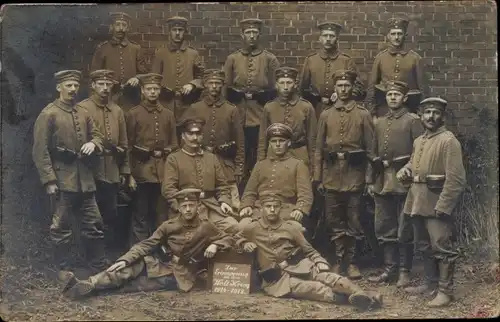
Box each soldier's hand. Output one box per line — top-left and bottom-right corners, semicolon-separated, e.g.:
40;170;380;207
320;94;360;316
128;175;137;191
204;244;218;258
120;174;127;186
107;260;127;272
315;262;330;273
330;92;338;103
46;183;59;195
126;77;139;87
396;167;412;182
181;83;195;95
220;203;234;216
239;207;253;218
243;242;257;253
290;210;304;222
80;142;96;155
367;184;375;198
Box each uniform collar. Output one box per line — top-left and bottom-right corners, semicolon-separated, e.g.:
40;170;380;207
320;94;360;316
319;49;340;60
181;148;204;156
54;99;75;113
140;100;162;113
334;99;356;112
179;216;201;228
388;46;408;56
203;95;225;107
90;95;111;111
423;125;447;139
258;217;283;230
240;46;263;56
386;107;408;119
110;37;130;47
268;152;292;161
278;93;300;106
167;40;188;52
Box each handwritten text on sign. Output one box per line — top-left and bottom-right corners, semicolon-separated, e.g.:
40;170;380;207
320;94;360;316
211;262;251;295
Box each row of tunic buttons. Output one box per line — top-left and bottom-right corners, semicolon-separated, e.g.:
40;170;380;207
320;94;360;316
339;111;345;148
415;135;427;172
195;158;204;188
210;108;217;146
119;48;125;82
247;57;254;87
154;112;160;144
104;110;111;139
394;53;401;80
383;119;392;157
269;161;277;189
175;51;181;90
73;110;83;143
324;60;331;95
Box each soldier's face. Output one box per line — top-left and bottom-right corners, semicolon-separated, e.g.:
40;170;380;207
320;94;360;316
170;26;186;43
319;30;338;50
268;137;290;156
241;28;260;47
421;106;444;131
204;79;223;98
182;129;203;149
111;19;129;39
386;90;407;110
335;79;353;101
276;77;297;98
56;80;80;101
92;80;114;98
262;200;282;222
179;200;199;221
387;28;406;47
141;84;161;102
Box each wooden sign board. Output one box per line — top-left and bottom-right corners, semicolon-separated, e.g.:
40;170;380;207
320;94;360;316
208;251;254;295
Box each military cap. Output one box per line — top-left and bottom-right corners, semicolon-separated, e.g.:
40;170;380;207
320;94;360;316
266;123;293;140
383;80;410;95
332;69;357;84
259;191;283;205
419;97;448;111
110;12;132;23
172;188;203;202
203;69;225;81
240;18;263;31
317;21;343;33
54;70;82;84
179;117;206;133
89;69;118;83
387;17;409;32
275;67;299;80
137;73;163;86
166;16;188;28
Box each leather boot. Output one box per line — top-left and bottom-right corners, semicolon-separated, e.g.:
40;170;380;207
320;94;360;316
368;243;398;284
344;238;362;280
427;261;454;307
330;276;383;311
331;238;344;275
404;255;438;296
65;270;120;299
397;243;414;287
53;242;73;271
85;239;111;274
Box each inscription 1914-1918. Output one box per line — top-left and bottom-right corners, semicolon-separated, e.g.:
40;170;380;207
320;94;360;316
211;262;251;295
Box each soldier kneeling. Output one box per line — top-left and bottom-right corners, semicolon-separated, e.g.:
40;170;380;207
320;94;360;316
235;192;383;311
60;188;234;299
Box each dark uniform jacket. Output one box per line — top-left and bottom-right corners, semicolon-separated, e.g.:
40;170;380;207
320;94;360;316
32;99;104;192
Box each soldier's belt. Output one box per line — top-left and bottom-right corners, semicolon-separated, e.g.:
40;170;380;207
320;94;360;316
227;87;277;105
373;155;411;172
172;255;202;266
412;175;445;189
325;149;366;166
50;146;79;164
132;145;173;161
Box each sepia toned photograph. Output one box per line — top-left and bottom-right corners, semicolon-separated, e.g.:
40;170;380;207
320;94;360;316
0;1;498;320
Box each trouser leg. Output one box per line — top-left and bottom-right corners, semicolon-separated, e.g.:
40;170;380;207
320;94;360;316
344;192;363;266
242;126;259;187
152;183;168;229
50;192;75;270
287;277;337;303
79;192;106;273
324;191;347;268
397;199;414;273
373;194;399;276
95;181;119;251
130;183;154;245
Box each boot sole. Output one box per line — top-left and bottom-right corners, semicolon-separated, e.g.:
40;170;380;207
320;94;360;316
58;271;77;294
349;294;372;311
66;282;95;300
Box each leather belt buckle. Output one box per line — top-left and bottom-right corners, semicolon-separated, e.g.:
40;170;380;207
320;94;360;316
337;152;346;160
245;92;253;100
413;175;423;183
278;260;288;269
382;160;390;168
153;150;163;158
175;90;182;97
321;97;330;104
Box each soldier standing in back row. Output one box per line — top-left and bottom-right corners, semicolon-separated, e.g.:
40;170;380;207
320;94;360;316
257;67;317;173
151;16;205;125
314;70;375;280
32;70;106;274
126;73;178;245
365;17;429;118
91;12;148;111
299;22;366;119
78;70;130;254
223;18;280;188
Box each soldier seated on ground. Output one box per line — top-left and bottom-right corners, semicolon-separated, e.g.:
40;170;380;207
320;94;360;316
60;188;234;300
235;192;383;311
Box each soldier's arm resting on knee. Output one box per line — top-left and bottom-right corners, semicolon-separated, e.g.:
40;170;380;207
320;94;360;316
288;223;329;267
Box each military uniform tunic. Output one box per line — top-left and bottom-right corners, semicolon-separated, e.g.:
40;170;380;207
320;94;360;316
257;95;317;171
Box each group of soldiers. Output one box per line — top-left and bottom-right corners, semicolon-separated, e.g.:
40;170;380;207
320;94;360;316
32;12;466;311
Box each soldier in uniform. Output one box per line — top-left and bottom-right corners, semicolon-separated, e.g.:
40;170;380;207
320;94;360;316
151;16;205;124
162;118;239;233
366;81;424;287
397;97;466;307
32;70;106;274
257;67;317;172
60;188;234;300
239;123;312;230
313;70;375;279
90;12;148;111
223;18;280;188
365;17;429;118
78;69;130;254
299;22;366;119
126;73;178;245
236;192;382;311
182;69;245;211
